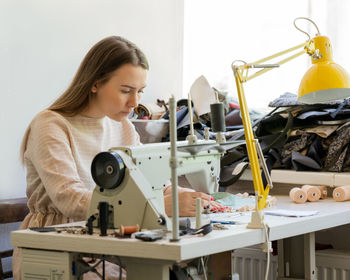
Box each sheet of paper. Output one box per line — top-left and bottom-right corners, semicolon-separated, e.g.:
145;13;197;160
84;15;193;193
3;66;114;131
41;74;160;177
264;209;319;217
189;75;216;116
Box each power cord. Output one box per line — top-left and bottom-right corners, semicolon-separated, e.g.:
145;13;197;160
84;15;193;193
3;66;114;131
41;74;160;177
262;223;272;280
293;17;320;40
116;256;123;280
200;257;208;280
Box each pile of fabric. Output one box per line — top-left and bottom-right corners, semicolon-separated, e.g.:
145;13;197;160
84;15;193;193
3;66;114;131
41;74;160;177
132;89;264;143
132;91;350;188
220;92;350;187
259;92;350;172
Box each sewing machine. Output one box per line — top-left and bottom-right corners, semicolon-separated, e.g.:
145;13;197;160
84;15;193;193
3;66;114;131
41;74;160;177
86;140;225;231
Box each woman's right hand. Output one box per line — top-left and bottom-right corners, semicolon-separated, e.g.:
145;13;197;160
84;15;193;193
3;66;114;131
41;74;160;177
164;190;223;217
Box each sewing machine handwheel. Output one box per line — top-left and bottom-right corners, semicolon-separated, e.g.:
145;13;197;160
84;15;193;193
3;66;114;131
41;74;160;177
91;152;125;189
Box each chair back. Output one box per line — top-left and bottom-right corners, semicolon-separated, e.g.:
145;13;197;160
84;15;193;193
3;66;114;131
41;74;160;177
0;198;29;279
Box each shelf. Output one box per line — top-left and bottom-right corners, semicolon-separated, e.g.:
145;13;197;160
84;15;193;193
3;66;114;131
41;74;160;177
240;169;350;187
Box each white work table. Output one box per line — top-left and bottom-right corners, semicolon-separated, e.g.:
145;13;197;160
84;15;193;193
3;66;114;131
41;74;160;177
11;196;350;280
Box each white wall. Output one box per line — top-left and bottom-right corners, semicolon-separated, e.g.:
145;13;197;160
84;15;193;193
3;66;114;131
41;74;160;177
0;0;184;199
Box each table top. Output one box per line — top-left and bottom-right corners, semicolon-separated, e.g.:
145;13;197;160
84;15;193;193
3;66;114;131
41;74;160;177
11;196;350;262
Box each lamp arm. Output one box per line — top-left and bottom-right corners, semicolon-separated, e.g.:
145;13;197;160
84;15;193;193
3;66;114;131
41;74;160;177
251;41;308;65
233;68;269;210
238;41;314;82
247;49;306;82
232;40;314;210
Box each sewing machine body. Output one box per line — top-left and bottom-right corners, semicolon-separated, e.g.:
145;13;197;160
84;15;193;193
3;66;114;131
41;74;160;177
87;140;222;231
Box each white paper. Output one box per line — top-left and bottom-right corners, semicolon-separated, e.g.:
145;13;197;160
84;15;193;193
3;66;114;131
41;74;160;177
189;75;216;116
264;209;319;217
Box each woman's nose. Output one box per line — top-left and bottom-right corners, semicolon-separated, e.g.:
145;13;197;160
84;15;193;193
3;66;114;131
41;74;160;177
128;93;139;108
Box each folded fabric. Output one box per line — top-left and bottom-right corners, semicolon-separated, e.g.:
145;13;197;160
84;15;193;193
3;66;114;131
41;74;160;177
268;92;345;108
268;92;304;107
325;122;350;171
134;103;166;120
212;192;255;209
291;151;322;171
290;125;338;138
225;109;242;126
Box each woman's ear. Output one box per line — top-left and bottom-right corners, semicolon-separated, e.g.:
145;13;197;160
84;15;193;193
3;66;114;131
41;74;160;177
91;83;98;94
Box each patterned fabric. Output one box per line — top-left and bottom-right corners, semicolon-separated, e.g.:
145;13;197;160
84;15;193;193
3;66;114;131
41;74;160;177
290;125;338;138
277;122;350;172
13;110;140;280
324;122;350;172
268;92;346;108
268;92;304;107
281;133;315;165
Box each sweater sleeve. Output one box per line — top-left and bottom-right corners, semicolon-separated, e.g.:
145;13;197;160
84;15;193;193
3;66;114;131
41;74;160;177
26;111;92;220
121;118;141;146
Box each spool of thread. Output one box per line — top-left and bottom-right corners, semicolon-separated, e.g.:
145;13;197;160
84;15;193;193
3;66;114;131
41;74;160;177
301;185;321;202
210;103;226;132
98;201;109;236
333;185;350;202
196;197;202;229
315;185;328;199
289;187;307;204
120;224;140;236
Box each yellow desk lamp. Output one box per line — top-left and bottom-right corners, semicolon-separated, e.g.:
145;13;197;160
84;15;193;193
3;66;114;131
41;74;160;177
232;17;350;228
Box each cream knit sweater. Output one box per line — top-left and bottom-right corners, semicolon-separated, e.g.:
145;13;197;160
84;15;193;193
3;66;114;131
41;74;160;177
14;109;140;279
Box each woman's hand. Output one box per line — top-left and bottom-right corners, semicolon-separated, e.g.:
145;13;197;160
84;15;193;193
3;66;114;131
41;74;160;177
164;187;223;217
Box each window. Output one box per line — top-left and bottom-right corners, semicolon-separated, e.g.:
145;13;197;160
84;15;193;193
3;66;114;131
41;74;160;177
184;0;350;109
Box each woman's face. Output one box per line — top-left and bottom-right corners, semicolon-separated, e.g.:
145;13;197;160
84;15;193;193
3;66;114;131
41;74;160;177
90;63;147;121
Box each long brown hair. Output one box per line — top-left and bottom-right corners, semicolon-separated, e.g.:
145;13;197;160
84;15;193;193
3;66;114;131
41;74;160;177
21;36;148;163
50;36;148;115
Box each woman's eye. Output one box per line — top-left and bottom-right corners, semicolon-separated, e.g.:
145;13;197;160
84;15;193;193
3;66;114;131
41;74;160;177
121;90;132;94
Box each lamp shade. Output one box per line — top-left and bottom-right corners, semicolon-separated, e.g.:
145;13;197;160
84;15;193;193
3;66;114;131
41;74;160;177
298;36;350;103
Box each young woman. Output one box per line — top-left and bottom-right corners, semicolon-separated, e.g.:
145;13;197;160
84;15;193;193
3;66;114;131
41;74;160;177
14;36;220;279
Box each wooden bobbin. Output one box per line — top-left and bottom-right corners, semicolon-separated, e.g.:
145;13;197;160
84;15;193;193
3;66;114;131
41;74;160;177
333;185;350;202
315;185;328;199
120;224;140;236
301;185;321;202
289;187;307;204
